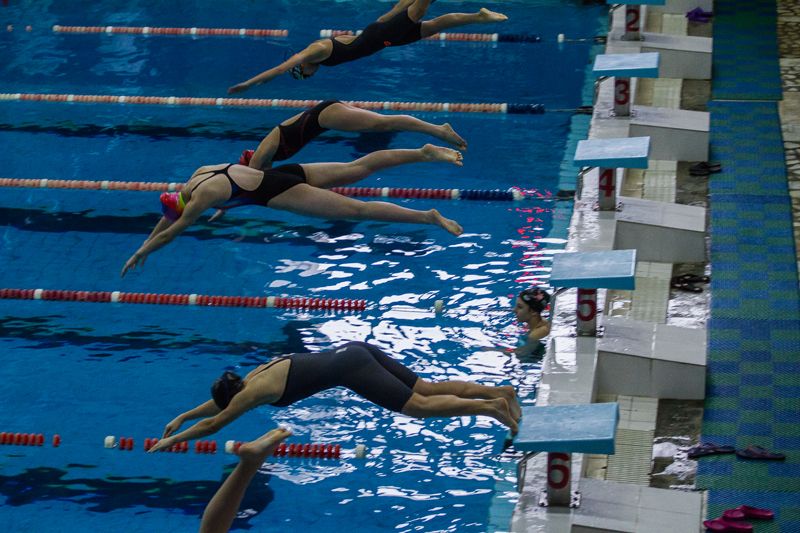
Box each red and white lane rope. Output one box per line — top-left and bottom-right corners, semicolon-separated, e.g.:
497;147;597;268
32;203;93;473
0;92;542;114
0;288;367;311
0;178;541;201
51;24;288;37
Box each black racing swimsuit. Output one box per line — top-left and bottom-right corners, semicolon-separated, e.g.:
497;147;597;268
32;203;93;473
265;342;419;413
191;163;307;209
319;8;422;67
271;100;341;163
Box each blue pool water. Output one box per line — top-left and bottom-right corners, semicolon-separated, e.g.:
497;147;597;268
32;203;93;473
0;1;604;531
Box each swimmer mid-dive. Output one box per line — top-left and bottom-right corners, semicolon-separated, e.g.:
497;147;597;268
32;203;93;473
227;0;508;93
149;341;520;453
120;144;463;277
241;100;466;171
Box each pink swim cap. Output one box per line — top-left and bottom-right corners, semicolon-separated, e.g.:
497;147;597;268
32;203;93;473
239;149;254;166
160;192;185;221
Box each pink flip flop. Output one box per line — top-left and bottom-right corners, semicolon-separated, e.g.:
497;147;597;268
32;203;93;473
722;505;774;521
703;518;753;532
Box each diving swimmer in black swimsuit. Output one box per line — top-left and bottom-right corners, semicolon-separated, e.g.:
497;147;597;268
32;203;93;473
227;1;508;93
240;100;468;171
151;342;521;453
120;144;466;277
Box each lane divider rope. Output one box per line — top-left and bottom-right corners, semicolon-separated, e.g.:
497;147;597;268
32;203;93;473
0;288;368;311
0;178;550;201
0;92;545;114
51;24;288;37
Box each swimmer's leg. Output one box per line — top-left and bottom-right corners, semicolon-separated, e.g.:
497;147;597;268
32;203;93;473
402;392;518;433
199;428;291;533
268;184;463;236
413;379;521;422
298;144;462;189
377;0;416;23
420;8;508;38
249;111;305;170
318;102;467;150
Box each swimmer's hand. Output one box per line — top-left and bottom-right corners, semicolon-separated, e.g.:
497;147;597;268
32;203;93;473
227;82;252;95
147;436;175;453
121;253;146;278
208;209;225;223
162;416;185;438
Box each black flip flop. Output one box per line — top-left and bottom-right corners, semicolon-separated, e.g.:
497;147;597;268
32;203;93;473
736;445;786;461
688;442;735;459
690;161;722;176
671;280;703;293
674;273;711;284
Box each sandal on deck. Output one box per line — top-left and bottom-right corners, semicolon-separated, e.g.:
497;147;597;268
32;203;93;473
736;445;786;461
703;518;753;532
674;273;711;284
722;505;774;521
688;442;735;459
671;280;703;293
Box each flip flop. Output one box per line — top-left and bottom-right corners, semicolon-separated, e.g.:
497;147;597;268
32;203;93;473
736;445;786;461
671;280;703;293
722;505;774;521
688;442;735;459
674;273;711;284
703;519;753;532
690;162;722;175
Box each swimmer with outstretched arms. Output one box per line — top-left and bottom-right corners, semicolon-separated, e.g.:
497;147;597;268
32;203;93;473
149;341;520;453
240;99;466;170
120;144;463;277
227;0;508;93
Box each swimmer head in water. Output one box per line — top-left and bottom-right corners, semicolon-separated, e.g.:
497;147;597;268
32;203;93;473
211;371;245;410
517;288;551;315
160;192;185;221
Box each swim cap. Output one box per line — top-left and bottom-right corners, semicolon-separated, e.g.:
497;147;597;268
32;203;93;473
239;149;254;166
519;288;551;314
211;371;244;410
160;192;185;221
290;64;308;80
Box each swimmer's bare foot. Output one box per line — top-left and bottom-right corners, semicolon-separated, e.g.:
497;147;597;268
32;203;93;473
498;385;522;422
478;8;508;23
236;428;292;466
428;209;463;236
421;143;463;166
488;398;518;434
436;123;467;151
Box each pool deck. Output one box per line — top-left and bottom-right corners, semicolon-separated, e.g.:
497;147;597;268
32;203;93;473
510;0;800;531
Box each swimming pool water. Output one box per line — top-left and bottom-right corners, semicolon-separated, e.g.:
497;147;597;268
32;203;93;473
0;1;605;531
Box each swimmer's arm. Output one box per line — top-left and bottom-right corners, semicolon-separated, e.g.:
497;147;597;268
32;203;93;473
150;396;253;452
144;216;173;243
178;400;222;423
120;199;205;277
227;42;329;93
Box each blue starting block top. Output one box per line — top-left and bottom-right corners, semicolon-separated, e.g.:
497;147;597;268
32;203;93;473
593;52;660;78
550;249;637;289
515;402;619;454
574;136;651;169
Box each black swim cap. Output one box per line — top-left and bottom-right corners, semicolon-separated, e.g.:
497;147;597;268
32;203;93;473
519;288;551;314
211;371;244;409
